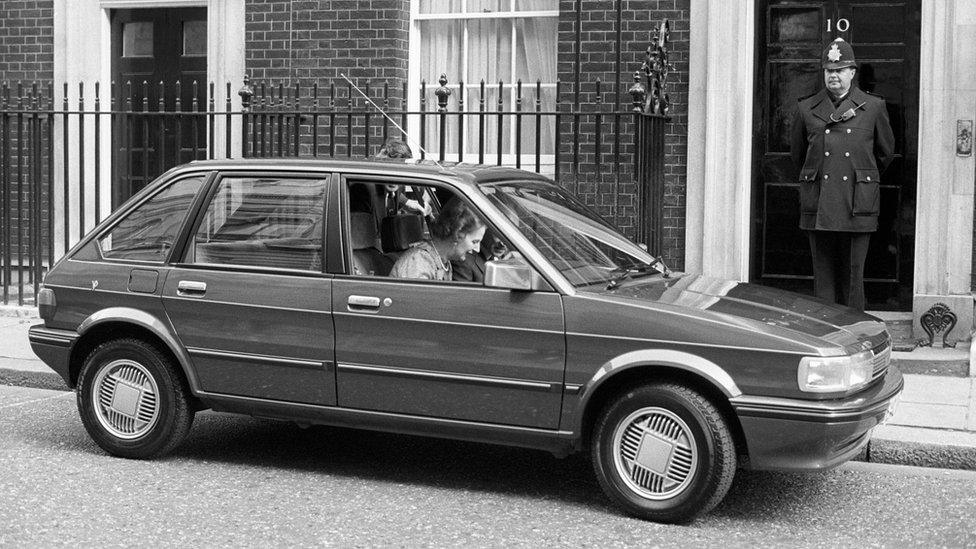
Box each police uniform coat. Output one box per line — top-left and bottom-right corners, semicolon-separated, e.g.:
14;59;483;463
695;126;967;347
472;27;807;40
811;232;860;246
790;86;895;232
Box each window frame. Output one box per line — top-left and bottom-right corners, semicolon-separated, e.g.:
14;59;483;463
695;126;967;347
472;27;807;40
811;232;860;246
172;171;333;276
408;0;559;171
91;171;213;266
337;173;522;286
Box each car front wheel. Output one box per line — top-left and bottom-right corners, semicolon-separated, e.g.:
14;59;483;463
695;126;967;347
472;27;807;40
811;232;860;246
77;338;194;459
592;383;736;523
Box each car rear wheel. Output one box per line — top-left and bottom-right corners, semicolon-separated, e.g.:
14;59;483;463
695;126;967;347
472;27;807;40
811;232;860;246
77;338;194;459
592;383;736;523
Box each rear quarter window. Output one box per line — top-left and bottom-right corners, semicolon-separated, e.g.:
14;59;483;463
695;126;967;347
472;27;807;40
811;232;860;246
98;175;206;262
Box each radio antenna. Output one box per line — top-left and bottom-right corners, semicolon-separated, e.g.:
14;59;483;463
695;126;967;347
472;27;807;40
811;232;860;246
340;73;442;169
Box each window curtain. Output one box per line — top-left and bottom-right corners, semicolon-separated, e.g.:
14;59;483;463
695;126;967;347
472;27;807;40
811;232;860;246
416;0;557;162
515;0;557;156
419;13;463;158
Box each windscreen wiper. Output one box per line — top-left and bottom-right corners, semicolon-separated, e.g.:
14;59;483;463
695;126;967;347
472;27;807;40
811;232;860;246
605;257;671;290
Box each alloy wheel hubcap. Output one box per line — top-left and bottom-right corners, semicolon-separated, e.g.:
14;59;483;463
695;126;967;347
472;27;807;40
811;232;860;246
612;407;698;500
92;359;160;439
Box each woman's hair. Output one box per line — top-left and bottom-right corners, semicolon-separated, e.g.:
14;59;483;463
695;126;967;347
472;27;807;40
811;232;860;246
429;196;484;240
375;138;413;159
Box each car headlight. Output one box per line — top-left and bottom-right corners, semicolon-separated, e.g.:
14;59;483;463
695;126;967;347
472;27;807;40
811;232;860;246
797;350;874;393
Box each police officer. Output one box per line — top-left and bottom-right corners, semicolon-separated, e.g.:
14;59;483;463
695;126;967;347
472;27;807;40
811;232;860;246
790;37;895;311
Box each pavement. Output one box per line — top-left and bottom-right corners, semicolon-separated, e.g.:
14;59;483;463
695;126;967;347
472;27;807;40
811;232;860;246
2;304;975;471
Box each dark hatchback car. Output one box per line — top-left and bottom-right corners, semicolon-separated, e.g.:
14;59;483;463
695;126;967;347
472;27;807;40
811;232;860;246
29;159;902;523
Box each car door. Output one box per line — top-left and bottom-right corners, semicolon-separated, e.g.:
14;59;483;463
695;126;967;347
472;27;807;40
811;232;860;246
331;175;566;429
161;172;337;405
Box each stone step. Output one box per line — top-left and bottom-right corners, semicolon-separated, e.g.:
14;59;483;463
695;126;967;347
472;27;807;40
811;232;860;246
871;311;971;376
890;347;971;377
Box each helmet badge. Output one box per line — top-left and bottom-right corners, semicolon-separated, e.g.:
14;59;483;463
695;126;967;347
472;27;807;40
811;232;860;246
827;44;842;63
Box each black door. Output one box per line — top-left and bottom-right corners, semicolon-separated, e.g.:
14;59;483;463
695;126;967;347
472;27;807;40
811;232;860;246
752;1;920;310
111;8;207;208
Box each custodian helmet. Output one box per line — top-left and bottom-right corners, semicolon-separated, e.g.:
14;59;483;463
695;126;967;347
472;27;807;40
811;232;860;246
822;37;857;69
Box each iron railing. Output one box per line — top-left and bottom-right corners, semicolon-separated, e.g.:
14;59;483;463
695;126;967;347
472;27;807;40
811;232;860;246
0;74;667;305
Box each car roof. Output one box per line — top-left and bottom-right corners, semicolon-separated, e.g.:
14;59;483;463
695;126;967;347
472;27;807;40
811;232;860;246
177;158;553;188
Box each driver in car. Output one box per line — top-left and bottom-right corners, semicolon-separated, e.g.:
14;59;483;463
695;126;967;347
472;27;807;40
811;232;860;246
389;196;486;281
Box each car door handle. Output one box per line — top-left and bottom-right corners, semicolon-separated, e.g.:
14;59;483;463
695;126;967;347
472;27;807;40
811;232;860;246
347;295;381;312
177;280;207;297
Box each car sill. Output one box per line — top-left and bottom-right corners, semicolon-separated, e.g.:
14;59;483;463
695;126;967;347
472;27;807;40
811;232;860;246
196;390;577;455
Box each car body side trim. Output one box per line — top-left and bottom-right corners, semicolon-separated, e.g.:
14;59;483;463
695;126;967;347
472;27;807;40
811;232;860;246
163;295;326;314
585;349;743;398
730;397;894;422
186;347;327;370
337;362;558;391
332;310;565;336
77;307;201;392
567;349;742;435
196;390;577;454
567;330;811;356
27;326;78;346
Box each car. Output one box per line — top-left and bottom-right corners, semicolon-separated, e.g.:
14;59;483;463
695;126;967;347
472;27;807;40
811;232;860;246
29;158;902;523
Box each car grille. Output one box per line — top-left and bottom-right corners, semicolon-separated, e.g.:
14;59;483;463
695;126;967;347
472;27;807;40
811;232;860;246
870;339;891;382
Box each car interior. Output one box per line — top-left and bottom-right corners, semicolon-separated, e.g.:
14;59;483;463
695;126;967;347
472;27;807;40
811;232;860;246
346;180;516;283
190;177;326;272
348;181;427;277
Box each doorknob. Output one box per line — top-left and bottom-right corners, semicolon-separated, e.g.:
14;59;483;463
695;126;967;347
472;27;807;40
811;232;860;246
177;280;207;296
347;294;381;312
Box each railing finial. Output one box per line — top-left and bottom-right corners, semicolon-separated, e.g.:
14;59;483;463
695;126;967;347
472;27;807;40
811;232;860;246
434;73;452;112
638;19;674;115
238;74;254;112
628;71;646;112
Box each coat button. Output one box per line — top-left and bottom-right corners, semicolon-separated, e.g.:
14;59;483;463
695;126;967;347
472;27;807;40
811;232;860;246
825;129;831;134
845;152;850;157
847;129;852;133
824;151;830;156
823;175;829;180
843;176;848;181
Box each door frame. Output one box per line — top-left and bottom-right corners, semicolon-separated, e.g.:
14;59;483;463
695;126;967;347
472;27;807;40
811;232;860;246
51;0;244;257
687;0;972;334
749;0;920;311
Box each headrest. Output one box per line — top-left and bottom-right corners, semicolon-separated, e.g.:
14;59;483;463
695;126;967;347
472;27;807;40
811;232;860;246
381;214;424;252
350;212;377;250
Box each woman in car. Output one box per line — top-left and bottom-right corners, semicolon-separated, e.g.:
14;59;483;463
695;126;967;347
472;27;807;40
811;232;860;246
452;230;517;283
389;196;486;281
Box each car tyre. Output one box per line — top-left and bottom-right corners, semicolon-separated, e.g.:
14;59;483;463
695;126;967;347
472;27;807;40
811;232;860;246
77;338;194;459
592;382;736;523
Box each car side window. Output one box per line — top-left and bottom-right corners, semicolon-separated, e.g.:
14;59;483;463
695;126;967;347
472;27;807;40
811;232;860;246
345;180;511;284
189;176;327;272
98;175;206;262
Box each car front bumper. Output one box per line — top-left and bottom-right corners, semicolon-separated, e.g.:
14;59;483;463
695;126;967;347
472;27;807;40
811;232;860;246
730;365;904;471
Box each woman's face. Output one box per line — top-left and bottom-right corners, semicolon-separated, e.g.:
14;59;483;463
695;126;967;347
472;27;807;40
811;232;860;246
451;225;486;260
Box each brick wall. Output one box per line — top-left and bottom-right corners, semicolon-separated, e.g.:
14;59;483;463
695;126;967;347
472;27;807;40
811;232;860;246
0;0;54;272
0;0;54;84
245;0;410;156
557;0;689;270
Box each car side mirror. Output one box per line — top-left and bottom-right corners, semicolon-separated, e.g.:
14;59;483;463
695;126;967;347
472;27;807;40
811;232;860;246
484;257;548;291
